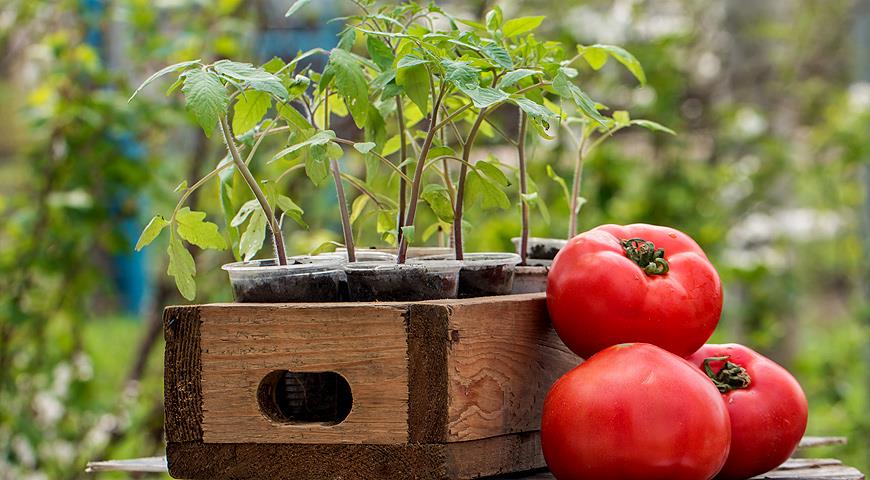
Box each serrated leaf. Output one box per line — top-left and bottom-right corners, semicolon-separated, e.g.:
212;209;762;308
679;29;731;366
272;130;336;162
135;216;168;250
382;134;402;156
366;35;395;71
285;0;311;17
481;43;513;70
181;68;228;136
336;28;356;51
421;184;455;222
262;56;285;74
476;161;510;186
167;232;196;300
277;195;306;228
552;69;607;127
485;7;503;31
306;143;331;186
232;90;271;134
322;49;369;128
497;69;540;90
176;207;227;250
213;60;289;100
397;54;429;69
353;142;376;154
276;103;313;131
428;145;455;158
129;59;200;102
582;46;608;70
397;63;429;113
584;44;646;84
631;119;676;135
502;16;544;37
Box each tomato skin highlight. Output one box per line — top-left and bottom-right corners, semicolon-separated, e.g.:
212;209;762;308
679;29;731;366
546;223;723;359
688;344;808;480
541;343;731;480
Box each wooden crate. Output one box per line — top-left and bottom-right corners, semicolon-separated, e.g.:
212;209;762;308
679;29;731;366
163;293;580;479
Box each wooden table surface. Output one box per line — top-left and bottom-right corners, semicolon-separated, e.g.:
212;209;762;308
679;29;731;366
86;437;864;479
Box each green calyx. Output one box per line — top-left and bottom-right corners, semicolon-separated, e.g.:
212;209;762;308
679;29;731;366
620;237;669;275
703;356;752;393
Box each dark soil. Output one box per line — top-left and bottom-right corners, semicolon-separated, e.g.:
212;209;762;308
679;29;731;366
231;271;341;303
459;263;515;298
346;268;458;301
528;241;562;260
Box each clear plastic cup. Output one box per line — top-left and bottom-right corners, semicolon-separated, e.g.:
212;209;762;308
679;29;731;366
222;257;344;303
511;237;567;265
344;260;460;301
417;252;521;298
511;265;550;294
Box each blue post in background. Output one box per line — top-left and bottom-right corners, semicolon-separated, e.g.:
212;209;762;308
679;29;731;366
81;0;151;316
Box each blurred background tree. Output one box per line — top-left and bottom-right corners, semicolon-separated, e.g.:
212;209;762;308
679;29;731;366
0;0;867;478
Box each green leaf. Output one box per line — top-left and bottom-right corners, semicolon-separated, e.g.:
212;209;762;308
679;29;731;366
322;49;369;128
167;232;196;301
129;59;200;102
485;7;503;31
497;69;540;90
135;215;168;250
231;199;260;227
176;207;227;250
502;16;544;37
181;68;228;137
476;161;510;186
547;165;570;205
353;142;376;154
466;170;510;210
309;240;342;256
239;209;267;261
366;35;395;71
306;143;331;185
513;97;556;129
397;63;429;112
336;28;356;51
213;60;289;100
421;184;455;222
232;91;271;134
482;43;513;70
349;195;369;225
584;44;646;85
613;110;630;126
396;54;429;69
582;47;608;70
277;195;307;228
382;134;402;157
285;0;311;17
262;56;286;74
272;129;336;162
552;69;607;127
401;225;416;244
631;119;676;135
457;85;509;109
422;222;443;242
276;103;313;131
442;60;480;91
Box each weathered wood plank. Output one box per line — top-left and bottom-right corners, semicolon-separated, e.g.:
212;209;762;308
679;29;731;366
447;431;545;479
440;294;580;442
164;306;203;443
197;303;410;445
407;304;450;443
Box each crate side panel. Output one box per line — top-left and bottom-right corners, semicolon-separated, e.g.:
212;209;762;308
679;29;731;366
164;306;203;443
198;304;410;444
444;294;581;441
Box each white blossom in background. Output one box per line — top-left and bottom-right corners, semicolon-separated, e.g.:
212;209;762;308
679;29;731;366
734;107;768;138
32;391;64;428
847;82;870;112
11;436;36;469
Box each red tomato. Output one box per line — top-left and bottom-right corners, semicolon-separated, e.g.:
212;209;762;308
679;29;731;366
541;343;731;480
547;223;722;358
687;344;808;480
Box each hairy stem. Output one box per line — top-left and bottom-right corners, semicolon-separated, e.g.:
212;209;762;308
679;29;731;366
517;110;530;265
452;108;488;260
567;131;588;239
325;90;356;261
397;86;447;263
219;116;287;265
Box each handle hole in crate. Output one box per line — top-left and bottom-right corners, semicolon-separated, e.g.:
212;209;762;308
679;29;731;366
257;370;352;425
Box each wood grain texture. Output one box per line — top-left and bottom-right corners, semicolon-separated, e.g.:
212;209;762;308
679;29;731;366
163;305;203;443
447;431;545;479
438;293;580;441
197;303;410;444
407;304;450;443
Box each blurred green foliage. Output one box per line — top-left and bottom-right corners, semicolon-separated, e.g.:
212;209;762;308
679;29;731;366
0;0;867;477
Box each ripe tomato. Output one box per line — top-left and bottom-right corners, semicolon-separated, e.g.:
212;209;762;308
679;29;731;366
541;343;731;480
547;223;722;358
687;344;808;480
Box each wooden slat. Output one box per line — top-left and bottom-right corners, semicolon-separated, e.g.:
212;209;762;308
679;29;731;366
197;303;410;444
164;306;203;443
407;304;451;443
440;293;580;442
800;437;849;448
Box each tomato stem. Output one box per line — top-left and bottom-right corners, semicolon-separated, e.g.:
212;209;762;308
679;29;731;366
703;356;752;393
620;238;669;275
